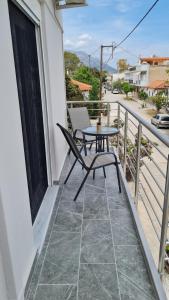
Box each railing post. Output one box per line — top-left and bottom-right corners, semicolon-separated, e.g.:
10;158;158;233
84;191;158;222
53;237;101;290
135;123;142;206
158;155;169;277
107;103;110;127
123;111;128;175
117;103;120;152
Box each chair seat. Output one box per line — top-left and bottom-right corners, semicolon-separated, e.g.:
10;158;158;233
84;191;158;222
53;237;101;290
83;153;116;169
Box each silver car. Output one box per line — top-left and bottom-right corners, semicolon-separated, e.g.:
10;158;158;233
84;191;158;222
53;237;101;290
151;114;169;128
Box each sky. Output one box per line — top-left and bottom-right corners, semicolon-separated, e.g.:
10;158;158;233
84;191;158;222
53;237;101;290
62;0;169;68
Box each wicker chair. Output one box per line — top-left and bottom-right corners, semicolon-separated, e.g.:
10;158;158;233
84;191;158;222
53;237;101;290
57;123;121;202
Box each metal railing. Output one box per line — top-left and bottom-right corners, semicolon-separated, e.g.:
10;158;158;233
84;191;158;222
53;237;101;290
67;99;169;280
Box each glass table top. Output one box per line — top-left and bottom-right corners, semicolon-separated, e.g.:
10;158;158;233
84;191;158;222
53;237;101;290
82;126;119;136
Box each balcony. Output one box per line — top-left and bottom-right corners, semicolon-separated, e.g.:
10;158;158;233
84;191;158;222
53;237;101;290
25;101;168;300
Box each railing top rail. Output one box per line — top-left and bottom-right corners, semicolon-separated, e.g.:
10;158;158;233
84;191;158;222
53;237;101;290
66;100;169;148
67;100;116;104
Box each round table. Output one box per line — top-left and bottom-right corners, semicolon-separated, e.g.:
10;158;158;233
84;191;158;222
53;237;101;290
82;126;119;153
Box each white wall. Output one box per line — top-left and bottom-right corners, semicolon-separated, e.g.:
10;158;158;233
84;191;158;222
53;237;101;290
41;1;67;182
0;249;8;300
0;0;67;299
0;1;36;299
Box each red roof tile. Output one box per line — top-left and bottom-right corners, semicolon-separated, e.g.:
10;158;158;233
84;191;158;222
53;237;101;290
141;57;169;64
71;79;92;91
147;80;169;89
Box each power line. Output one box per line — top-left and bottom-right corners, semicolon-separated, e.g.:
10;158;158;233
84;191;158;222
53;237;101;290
118;46;139;59
104;53;113;65
115;0;159;48
89;46;100;56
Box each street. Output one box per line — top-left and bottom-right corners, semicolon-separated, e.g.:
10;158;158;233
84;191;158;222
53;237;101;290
104;90;169;137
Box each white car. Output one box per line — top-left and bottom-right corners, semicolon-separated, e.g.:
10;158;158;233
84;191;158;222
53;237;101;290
112;89;119;94
151;114;169;128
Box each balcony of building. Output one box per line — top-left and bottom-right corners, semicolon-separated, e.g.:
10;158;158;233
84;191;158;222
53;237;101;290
24;100;169;300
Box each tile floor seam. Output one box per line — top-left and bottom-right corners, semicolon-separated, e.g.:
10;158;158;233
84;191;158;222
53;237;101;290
85;183;106;191
80;263;116;265
118;270;156;300
76;184;85;300
105;175;122;300
38;283;77;286
32;184;65;300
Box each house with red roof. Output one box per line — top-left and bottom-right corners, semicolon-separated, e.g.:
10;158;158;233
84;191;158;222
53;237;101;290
125;57;169;95
71;79;92;99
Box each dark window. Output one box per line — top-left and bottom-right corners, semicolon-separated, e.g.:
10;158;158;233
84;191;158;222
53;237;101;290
161;117;169;121
8;1;48;223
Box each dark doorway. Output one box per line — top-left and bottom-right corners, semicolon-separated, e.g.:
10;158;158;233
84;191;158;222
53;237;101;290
8;1;48;223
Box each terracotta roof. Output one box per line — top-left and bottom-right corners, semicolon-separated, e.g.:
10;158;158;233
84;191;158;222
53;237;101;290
71;79;92;91
147;80;169;89
140;57;169;64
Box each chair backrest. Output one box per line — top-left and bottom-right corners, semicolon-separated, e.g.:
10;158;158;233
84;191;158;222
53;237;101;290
68;107;90;132
57;123;85;165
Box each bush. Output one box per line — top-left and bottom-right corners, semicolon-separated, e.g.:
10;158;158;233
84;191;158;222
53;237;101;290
151;93;167;112
138;90;148;100
122;82;134;96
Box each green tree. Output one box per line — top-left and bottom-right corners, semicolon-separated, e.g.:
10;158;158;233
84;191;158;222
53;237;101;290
73;66;93;84
64;51;80;75
122;82;133;96
151;92;167;112
138;90;148;100
73;66;100;117
112;80;123;91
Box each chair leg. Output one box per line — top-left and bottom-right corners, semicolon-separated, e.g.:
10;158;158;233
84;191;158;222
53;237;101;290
93;169;95;180
68;148;71;155
106;137;109;152
89;142;93;150
74;169;90;202
64;158;77;184
115;163;121;193
103;167;106;178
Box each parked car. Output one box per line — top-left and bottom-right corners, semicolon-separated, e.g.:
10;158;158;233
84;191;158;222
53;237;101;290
112;89;119;94
151;114;169;128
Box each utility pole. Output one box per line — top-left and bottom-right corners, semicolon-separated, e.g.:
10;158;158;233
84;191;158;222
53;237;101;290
99;43;115;102
99;45;104;102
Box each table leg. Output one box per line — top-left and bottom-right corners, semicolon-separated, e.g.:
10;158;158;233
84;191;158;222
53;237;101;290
83;134;87;156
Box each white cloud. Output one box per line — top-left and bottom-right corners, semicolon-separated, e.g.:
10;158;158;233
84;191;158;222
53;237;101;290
78;33;92;41
90;0;113;7
64;33;93;50
115;0;140;13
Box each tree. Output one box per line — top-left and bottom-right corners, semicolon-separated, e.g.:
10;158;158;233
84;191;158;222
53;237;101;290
73;66;93;84
117;59;128;73
112;80;123;91
138;90;148;100
151;92;167;112
73;66;100;117
122;82;133;96
64;51;80;75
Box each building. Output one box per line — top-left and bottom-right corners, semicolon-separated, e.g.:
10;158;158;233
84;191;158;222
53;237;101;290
144;80;169;97
125;57;169;91
0;1;168;300
71;79;92;99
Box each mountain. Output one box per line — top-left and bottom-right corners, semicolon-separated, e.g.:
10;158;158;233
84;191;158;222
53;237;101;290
73;50;117;74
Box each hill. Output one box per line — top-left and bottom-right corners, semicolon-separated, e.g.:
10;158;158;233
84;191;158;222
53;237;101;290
73;50;117;74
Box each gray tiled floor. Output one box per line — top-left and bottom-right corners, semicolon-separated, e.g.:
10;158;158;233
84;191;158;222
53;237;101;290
26;154;158;300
